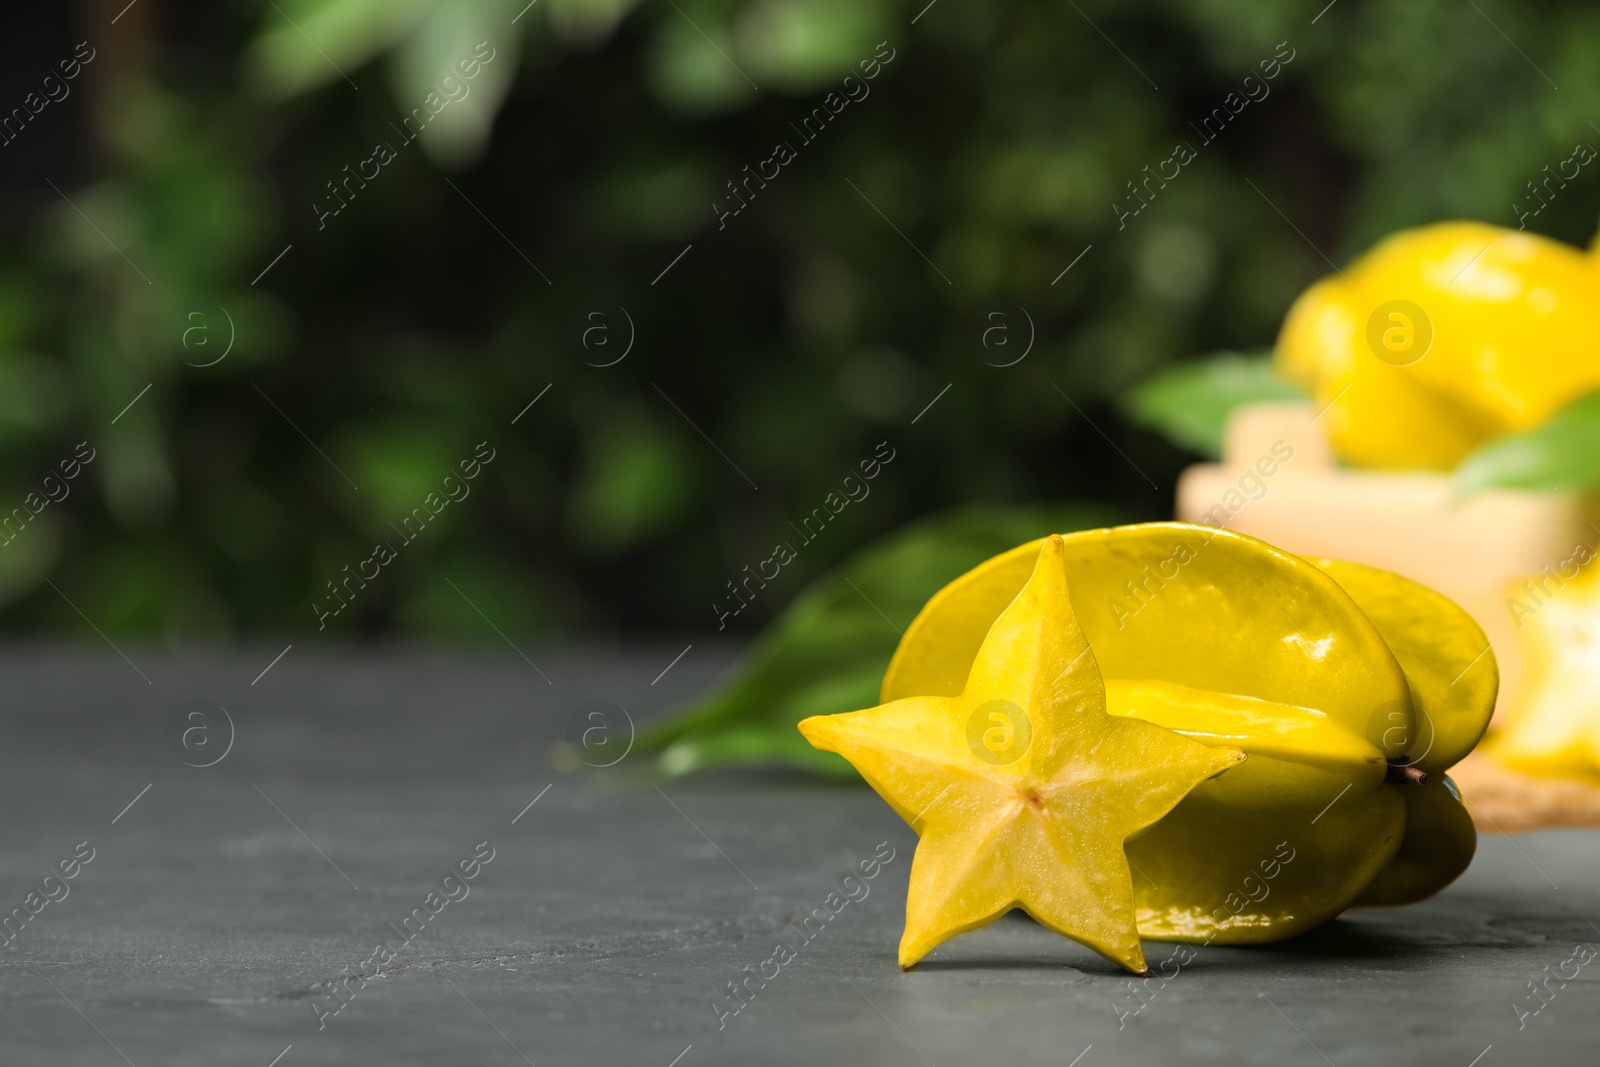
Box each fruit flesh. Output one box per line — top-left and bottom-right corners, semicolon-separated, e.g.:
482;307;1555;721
1490;563;1600;780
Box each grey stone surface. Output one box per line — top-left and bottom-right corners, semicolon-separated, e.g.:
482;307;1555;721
1;645;1597;1066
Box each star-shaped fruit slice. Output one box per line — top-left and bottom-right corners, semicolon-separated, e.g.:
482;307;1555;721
1494;563;1600;779
798;534;1246;973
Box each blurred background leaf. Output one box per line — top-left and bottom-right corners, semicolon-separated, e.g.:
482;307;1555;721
1122;352;1304;459
1454;389;1600;497
635;501;1120;777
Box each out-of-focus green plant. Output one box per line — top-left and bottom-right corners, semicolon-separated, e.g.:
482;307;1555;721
246;0;522;166
5;0;1600;636
633;501;1118;776
1122;352;1303;459
1454;390;1600;496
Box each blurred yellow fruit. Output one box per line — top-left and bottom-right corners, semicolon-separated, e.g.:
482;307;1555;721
1275;221;1600;470
1492;561;1600;780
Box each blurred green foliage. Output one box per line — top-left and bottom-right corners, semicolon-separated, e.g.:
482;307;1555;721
5;0;1600;636
636;501;1118;775
1454;389;1600;497
1121;351;1303;459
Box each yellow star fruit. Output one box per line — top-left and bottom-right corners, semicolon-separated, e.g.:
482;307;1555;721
799;534;1244;973
803;523;1498;970
1311;558;1493;906
1492;563;1600;780
1275;221;1600;470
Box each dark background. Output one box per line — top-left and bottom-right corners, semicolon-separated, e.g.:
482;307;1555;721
0;0;1595;639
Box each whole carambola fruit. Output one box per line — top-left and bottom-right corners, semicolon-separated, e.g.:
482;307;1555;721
879;522;1496;942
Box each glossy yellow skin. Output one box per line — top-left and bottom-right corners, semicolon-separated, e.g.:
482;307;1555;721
1312;559;1497;775
1352;777;1477;907
1312;559;1495;905
1275;222;1600;470
880;524;1498;942
883;526;1415;755
1491;562;1600;781
800;536;1243;974
1108;679;1399;941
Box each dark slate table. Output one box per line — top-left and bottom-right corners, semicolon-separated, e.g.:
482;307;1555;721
2;645;1596;1066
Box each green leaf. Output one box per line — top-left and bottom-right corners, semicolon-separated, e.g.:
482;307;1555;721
636;501;1121;778
245;0;430;98
1454;389;1600;496
738;0;892;92
1122;352;1304;459
646;15;757;115
390;1;520;167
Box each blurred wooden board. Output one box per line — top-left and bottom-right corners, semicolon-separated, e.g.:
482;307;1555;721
1453;749;1600;833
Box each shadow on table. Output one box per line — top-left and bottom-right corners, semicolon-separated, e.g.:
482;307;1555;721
1251;918;1421;961
911;907;1495;977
